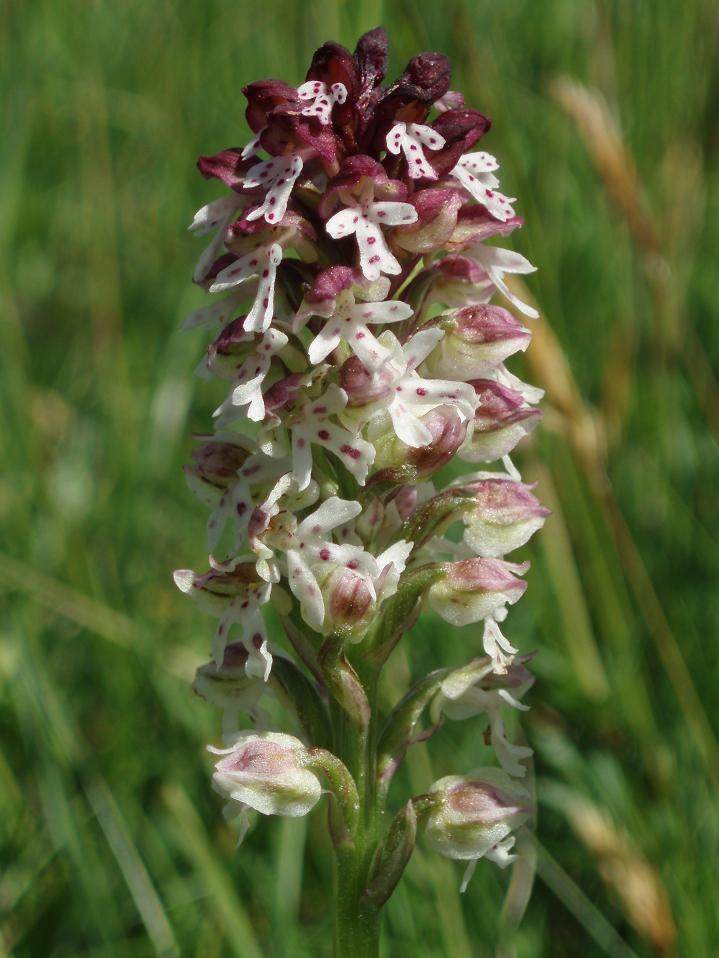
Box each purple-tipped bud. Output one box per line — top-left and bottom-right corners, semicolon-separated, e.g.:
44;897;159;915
421;305;531;381
209;731;322;817
428;557;528;626
372;405;468;482
458;477;549;557
447;207;523;252
424;768;530;863
458;380;542;463
184;437;251;498
393;188;463;254
317;564;375;634
339;355;393;406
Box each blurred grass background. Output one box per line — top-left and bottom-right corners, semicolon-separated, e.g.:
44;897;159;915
1;0;718;955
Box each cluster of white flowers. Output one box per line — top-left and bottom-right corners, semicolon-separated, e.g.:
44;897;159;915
177;28;548;897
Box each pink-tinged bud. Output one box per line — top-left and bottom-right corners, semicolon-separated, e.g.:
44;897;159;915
393;188;463;254
392;485;421;520
192;642;265;713
459;477;550;557
425;254;494;309
424;768;530;863
459;381;541;463
318;564;375;634
372;405;468;482
428;558;528;626
447;207;523;251
339;356;394;406
184;437;251;498
262;373;305;414
420;305;531;381
209;731;322;817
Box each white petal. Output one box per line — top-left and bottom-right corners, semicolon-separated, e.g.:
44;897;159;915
291;428;313;491
411;124;446;150
386;122;406;155
401;328;445;370
301;497;362;536
189;195;243;236
475;246;537;275
348;300;413;324
390;402;433;447
325;208;360;239
243;244;283;332
356;219;400;280
286;548;325;630
369;201;418;227
308;323;342;365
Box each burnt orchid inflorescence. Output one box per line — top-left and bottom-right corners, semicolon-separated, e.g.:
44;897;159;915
176;27;547;955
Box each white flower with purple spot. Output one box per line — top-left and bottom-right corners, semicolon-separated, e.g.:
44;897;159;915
208;327;289;423
173;566;273;680
386;122;446;179
188;194;245;283
364;330;478;448
284;497;378;630
209;243;283;332
244;154;304;225
439;666;533;778
450;152;516;222
325;182;418;281
285;384;375;491
297;80;348;124
468;245;539;320
305;290;413;371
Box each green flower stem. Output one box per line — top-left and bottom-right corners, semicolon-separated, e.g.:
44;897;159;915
332;668;383;958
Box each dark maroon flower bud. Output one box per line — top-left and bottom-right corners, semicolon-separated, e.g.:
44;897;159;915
197;149;251;192
393;187;463;254
319;155;408;217
352;27;390;146
306;41;359;99
371;52;452;145
259;109;339;166
354;26;388;89
243;79;300;133
428;109;492;177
